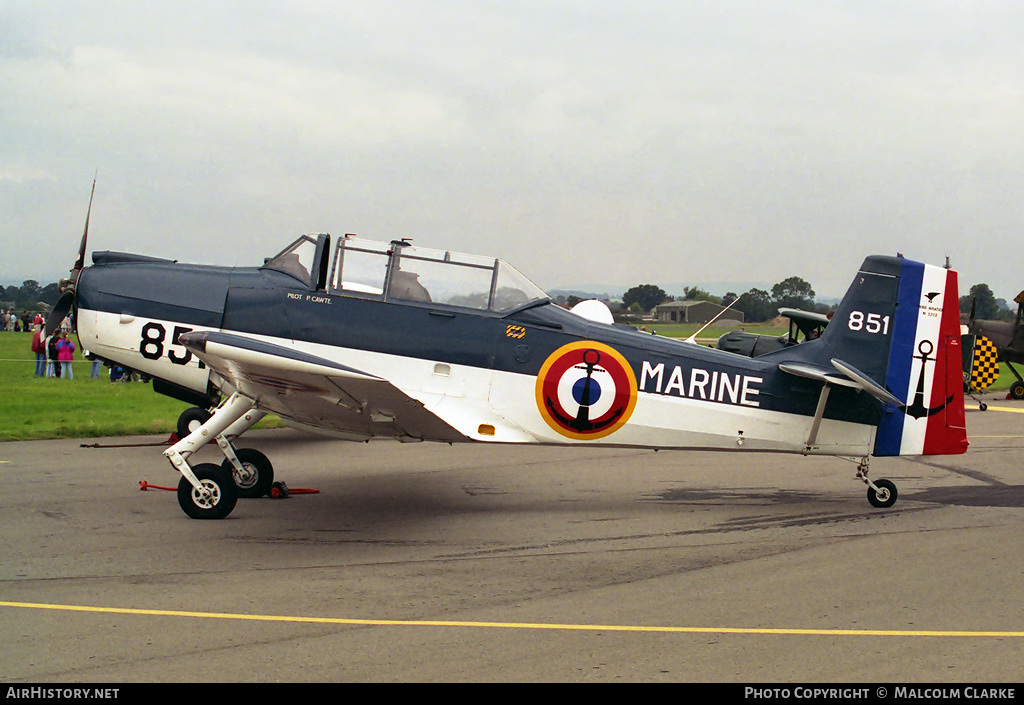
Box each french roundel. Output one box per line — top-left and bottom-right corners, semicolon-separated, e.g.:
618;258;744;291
535;341;638;440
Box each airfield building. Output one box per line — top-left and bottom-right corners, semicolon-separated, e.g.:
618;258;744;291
653;300;744;325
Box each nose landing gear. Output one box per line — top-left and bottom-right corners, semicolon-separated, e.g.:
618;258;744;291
165;393;272;519
177;464;237;520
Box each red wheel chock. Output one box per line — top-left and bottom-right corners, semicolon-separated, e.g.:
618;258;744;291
139;480;176;492
269;482;319;499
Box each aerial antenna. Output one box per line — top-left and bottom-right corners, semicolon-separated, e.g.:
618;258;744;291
684;296;742;345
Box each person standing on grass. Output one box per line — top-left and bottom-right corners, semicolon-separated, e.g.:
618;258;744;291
87;351;103;378
31;325;46;377
57;333;75;379
47;331;61;378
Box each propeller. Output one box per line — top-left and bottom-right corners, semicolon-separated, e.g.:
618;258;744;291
45;176;95;336
44;291;76;337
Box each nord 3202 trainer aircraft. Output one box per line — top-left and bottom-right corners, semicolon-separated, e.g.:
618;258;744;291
51;188;968;519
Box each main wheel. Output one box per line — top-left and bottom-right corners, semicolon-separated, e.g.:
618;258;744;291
1010;381;1024;400
177;464;238;519
867;478;898;509
222;448;274;498
177;406;212;438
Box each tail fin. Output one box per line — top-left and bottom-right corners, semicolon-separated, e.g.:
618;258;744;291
818;255;968;457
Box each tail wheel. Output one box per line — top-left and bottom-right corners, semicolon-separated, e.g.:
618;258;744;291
867;479;898;509
222;448;274;498
177;464;237;519
177;406;212;438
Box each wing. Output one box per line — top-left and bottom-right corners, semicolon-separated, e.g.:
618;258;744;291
178;331;468;443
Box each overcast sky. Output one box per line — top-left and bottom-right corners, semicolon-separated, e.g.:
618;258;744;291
2;1;1021;301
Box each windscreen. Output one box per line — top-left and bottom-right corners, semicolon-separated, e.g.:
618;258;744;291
263;235;319;285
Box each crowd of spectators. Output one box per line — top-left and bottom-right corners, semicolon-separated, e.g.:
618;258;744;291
3;309;93;379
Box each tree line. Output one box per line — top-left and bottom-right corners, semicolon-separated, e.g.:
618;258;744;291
623;278;1017;323
622;276;819;323
1;280;63;312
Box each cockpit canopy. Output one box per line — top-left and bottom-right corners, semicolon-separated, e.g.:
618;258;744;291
263;234;549;314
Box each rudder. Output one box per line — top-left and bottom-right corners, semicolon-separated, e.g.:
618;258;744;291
873;259;968;456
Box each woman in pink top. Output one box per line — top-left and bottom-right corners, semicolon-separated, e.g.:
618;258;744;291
57;333;76;379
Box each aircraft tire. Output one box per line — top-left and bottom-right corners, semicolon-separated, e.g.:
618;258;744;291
867;479;898;509
177;406;212;438
177;464;238;520
1010;381;1024;400
223;448;274;499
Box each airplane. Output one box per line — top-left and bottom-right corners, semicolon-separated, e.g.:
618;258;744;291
716;307;831;357
964;291;1024;401
50;186;969;520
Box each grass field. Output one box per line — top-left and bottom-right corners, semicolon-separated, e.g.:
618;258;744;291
0;325;1016;441
0;332;281;442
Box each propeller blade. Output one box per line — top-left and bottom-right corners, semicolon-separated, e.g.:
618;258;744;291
75;175;96;271
44;291;74;337
48;176;97;337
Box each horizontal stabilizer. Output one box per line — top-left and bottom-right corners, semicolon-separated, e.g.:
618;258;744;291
778;362;860;389
778;359;903;406
830;358;904;408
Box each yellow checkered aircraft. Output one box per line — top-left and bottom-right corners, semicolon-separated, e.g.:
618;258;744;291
968;337;1000;392
966;291;1024;401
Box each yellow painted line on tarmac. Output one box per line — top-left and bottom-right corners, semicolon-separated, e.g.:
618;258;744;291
983;406;1024;414
1;600;1022;638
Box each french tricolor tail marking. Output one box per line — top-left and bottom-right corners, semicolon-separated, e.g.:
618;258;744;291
875;260;967;456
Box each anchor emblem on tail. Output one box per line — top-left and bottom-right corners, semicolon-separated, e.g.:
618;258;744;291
900;340;954;419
